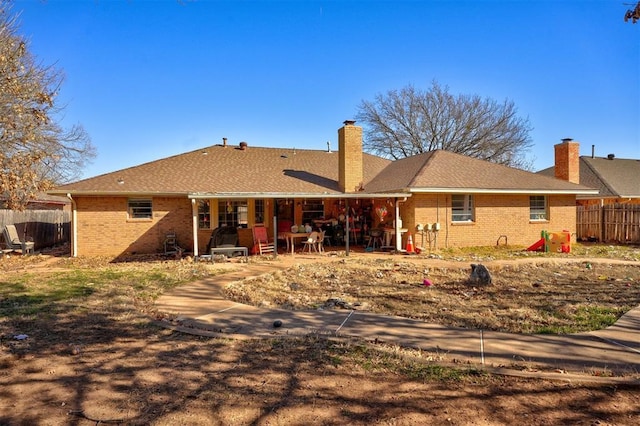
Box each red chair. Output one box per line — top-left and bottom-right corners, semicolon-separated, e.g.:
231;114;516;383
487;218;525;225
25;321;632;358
252;226;275;255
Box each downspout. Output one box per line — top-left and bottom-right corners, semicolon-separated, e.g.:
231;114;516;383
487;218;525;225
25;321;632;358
66;193;77;257
191;199;199;257
395;197;407;251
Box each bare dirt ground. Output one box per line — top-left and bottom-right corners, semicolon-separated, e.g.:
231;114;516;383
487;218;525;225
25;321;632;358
1;246;640;425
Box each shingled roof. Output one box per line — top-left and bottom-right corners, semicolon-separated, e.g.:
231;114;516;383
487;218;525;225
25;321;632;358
538;156;640;199
52;143;599;198
365;150;597;194
51;144;392;196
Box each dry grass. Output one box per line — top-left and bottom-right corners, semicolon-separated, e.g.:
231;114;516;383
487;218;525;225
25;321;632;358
2;245;640;424
225;256;640;334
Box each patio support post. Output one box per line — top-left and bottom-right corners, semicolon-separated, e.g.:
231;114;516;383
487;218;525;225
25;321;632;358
395;198;401;251
273;214;278;258
345;198;350;256
191;199;199;257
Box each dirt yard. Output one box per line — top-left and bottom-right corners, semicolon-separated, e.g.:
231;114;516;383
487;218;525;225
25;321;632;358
1;246;639;425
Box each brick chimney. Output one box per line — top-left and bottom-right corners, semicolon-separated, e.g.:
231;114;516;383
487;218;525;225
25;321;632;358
554;138;580;184
338;120;363;192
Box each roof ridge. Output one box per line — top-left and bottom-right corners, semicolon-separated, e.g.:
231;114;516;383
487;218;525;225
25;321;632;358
406;150;438;187
580;157;619;197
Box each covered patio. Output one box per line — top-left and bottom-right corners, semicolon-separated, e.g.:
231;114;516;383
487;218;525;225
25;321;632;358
188;192;412;258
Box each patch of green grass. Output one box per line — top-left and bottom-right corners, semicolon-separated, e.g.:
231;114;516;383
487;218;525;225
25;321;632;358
0;272;96;318
402;363;487;382
574;306;625;329
435;242;640;262
0;267;189;320
536;305;625;334
324;339;485;382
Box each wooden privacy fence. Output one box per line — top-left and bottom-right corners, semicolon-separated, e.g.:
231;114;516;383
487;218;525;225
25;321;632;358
0;209;70;250
577;203;640;244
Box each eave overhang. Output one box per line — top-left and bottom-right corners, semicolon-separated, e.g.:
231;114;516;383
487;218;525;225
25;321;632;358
188;192;412;199
407;188;600;195
49;190;413;199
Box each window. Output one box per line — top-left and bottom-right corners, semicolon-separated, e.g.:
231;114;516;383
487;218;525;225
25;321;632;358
530;196;547;221
218;200;248;228
452;194;474;222
254;199;265;224
128;199;152;219
198;200;210;229
301;199;324;225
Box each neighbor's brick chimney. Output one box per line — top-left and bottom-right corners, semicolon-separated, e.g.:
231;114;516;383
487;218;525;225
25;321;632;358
554;138;580;184
338;120;364;192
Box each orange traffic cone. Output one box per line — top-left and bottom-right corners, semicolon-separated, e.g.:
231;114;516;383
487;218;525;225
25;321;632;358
406;234;414;253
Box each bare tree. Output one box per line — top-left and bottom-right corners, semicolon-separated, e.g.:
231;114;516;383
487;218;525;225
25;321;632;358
624;1;640;23
356;81;534;169
0;1;95;210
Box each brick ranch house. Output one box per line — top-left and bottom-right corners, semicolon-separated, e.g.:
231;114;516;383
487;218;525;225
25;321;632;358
49;121;597;258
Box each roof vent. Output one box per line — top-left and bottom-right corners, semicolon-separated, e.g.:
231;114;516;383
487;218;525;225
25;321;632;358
326;141;332;153
222;137;227;147
239;141;247;150
607;153;615;160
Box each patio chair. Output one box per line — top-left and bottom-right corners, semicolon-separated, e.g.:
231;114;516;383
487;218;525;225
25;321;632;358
3;224;35;255
252;226;275;255
367;228;384;250
302;231;320;253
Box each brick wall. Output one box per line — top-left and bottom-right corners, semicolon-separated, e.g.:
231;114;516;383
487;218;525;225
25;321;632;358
75;196;193;257
400;193;577;248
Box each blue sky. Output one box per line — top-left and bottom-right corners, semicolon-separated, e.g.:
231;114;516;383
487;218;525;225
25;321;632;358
14;0;640;179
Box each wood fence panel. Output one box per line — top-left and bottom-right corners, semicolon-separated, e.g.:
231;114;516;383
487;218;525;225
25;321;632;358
577;203;640;244
0;209;70;250
576;205;601;241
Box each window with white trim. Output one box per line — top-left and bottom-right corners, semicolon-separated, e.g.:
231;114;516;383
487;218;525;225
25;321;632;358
529;196;547;221
451;194;474;222
127;199;152;219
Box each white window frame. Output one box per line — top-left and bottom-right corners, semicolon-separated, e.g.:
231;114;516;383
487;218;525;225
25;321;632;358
530;196;548;221
451;194;474;222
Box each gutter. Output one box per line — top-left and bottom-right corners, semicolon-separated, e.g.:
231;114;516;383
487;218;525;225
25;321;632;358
408;188;599;195
66;193;77;257
188;192;412;200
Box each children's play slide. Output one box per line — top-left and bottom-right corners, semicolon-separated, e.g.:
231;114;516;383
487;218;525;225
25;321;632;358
527;230;571;253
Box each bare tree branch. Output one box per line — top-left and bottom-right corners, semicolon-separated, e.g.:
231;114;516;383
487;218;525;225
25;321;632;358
356;81;534;169
0;1;95;209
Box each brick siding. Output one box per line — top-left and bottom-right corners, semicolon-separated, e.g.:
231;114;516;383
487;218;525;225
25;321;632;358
75;196;193;257
401;193;576;248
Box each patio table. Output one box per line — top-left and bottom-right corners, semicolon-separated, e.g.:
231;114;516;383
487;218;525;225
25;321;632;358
278;231;312;254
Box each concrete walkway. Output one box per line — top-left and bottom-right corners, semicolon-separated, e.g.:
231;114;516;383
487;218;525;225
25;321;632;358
154;256;640;380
